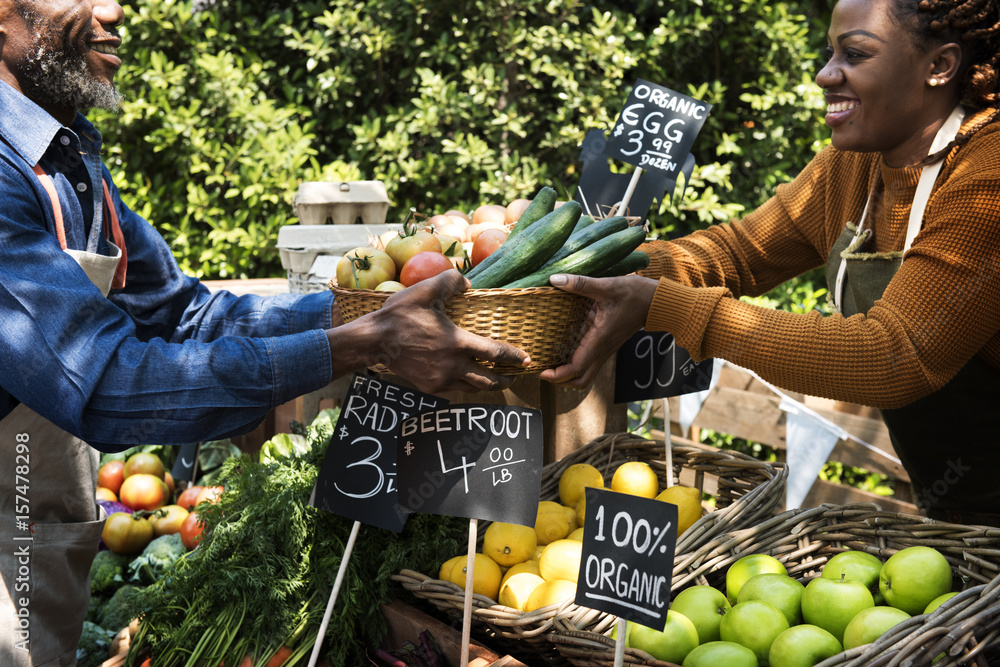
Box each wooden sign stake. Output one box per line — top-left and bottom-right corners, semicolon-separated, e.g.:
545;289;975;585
609;167;644;219
461;518;479;667
307;519;361;667
614;616;627;667
662;397;673;488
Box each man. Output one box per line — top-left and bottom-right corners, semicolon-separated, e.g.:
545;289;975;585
0;1;528;663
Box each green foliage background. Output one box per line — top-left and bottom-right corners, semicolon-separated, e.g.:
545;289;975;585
98;0;835;281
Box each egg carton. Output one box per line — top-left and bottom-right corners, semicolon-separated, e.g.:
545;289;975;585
293;181;390;226
277;223;397;274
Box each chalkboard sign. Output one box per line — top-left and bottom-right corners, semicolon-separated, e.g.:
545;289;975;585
170;442;200;483
396;405;543;528
605;79;711;181
310;374;447;533
576;487;677;629
613;329;715;403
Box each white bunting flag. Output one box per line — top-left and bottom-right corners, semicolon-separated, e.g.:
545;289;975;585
781;397;845;510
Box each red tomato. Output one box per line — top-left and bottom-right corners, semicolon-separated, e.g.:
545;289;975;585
119;473;170;511
102;512;154;555
149;504;190;537
436;234;464;258
399;251;454;286
180;512;205;550
335;247;396;289
471;228;508;266
123;452;166;479
96;487;117;502
386;230;442;274
176;485;203;511
164;472;175;498
98;460;126;495
196;485;224;506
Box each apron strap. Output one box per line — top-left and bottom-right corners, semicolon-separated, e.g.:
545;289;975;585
30;165;68;250
30;165;127;289
833;105;965;312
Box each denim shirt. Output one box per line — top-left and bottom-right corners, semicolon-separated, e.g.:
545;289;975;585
0;81;335;451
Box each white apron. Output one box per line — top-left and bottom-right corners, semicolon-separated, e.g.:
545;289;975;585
0;167;126;665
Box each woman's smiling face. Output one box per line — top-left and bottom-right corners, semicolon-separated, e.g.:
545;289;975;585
817;0;952;166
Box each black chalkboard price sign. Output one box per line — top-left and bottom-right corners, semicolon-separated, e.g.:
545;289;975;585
613;329;715;403
576;487;678;629
604;79;711;181
310;374;447;533
395;404;543;528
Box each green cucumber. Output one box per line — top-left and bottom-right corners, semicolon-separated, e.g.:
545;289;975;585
571;214;596;235
535;216;628;272
465;186;557;281
596;250;650;277
501;225;648;288
469;201;582;289
505;186;558;241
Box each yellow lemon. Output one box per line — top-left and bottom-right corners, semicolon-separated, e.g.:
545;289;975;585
558;463;605;508
483;521;537;567
539;539;583;583
438;554;464;581
655;485;703;536
535;501;578;545
524;579;578;612
447;552;502;601
533;544;545;561
611;461;659;499
499;572;546;611
501;560;541;588
568;527;585;541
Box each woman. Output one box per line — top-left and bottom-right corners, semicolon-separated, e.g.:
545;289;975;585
541;0;1000;524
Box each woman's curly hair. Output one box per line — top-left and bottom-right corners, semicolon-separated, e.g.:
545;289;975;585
892;0;1000;158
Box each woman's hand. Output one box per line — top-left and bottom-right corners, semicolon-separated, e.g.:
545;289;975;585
328;270;530;395
539;273;659;388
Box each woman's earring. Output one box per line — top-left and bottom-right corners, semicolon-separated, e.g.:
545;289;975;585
929;78;939;87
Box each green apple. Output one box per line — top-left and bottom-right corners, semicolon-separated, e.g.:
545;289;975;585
628;610;700;664
719;600;790;663
842;605;911;650
801;576;875;644
822;550;885;604
879;546;953;616
768;624;843;667
737;572;805;626
924;591;959;614
725;553;788;604
671;585;732;644
682;640;758;667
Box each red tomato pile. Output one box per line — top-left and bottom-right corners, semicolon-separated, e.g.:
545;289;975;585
97;452;223;554
336;201;536;291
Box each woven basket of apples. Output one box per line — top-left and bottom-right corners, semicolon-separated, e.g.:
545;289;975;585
548;502;1000;667
392;432;787;666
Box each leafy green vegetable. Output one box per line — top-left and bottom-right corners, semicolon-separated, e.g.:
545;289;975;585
128;533;187;585
125;412;465;666
76;621;116;667
90;550;131;597
98;585;142;634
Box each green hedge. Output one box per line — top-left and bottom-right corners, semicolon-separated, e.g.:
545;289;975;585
99;0;834;279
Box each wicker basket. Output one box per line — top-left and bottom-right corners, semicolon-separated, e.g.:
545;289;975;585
549;503;1000;667
330;282;592;374
392;431;788;665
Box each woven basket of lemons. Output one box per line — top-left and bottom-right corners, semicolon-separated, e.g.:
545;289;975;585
547;503;1000;667
392;431;787;666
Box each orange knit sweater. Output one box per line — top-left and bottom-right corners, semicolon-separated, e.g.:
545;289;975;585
639;107;1000;409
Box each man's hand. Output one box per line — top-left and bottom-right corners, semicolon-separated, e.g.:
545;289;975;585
328;270;530;395
539;273;659;388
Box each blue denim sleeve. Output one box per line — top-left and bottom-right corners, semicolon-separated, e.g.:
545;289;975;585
0;163;334;451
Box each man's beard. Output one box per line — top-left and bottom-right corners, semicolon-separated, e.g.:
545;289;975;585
15;12;122;115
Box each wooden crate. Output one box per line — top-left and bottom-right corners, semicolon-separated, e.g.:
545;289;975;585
650;363;914;513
